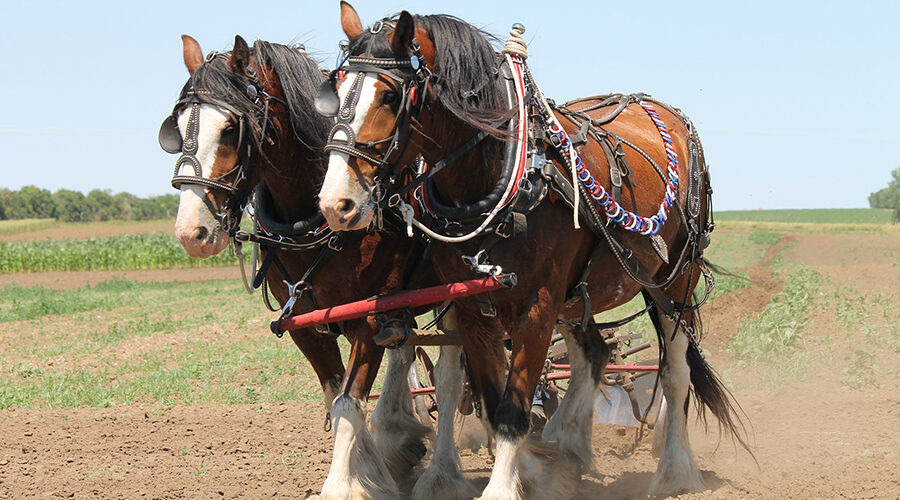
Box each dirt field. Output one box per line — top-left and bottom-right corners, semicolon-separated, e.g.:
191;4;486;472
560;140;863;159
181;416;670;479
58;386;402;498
1;230;898;499
0;267;241;290
0;221;174;243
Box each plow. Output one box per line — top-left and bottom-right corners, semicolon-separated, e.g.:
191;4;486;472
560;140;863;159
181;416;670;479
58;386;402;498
272;272;665;431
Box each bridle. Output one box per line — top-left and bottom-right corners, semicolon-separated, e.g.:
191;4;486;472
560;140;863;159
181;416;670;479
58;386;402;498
158;52;282;237
315;24;433;210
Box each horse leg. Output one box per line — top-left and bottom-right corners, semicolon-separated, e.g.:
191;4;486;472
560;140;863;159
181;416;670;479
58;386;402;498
287;329;344;412
478;302;568;500
413;307;478;500
371;344;432;488
316;325;397;500
645;292;705;497
651;396;668;458
541;322;610;476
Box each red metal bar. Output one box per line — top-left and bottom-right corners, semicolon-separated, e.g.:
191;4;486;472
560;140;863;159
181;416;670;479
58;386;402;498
550;364;659;373
370;386;436;400
547;371;572;381
371;365;658;399
272;274;516;335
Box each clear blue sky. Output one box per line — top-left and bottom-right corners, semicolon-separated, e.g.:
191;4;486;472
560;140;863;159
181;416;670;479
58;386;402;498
1;0;897;210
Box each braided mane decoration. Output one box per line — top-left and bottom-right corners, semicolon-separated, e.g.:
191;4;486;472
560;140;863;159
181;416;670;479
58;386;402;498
550;100;679;235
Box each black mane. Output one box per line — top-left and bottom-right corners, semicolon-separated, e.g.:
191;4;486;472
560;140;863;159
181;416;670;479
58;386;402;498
179;40;329;162
349;14;510;137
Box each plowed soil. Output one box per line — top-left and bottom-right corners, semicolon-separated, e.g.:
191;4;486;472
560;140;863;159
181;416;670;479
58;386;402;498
1;230;898;499
0;267;241;290
0;222;173;242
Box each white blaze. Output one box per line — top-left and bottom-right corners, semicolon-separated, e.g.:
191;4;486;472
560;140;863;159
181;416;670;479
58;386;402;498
173;105;231;257
319;73;380;227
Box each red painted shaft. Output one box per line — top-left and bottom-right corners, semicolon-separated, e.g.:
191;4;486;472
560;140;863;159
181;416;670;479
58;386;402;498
274;274;516;334
550;363;659;373
370;386;435;400
372;365;658;399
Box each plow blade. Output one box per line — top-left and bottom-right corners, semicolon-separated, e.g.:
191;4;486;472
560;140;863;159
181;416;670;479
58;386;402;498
593;374;664;427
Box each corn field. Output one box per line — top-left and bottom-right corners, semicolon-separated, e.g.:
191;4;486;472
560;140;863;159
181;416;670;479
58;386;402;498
0;219;58;236
0;233;235;273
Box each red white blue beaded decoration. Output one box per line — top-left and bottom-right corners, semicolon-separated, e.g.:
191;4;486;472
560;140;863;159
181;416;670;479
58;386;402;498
550;100;678;235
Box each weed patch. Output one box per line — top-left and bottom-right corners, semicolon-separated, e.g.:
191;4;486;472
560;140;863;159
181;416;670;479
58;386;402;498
840;348;881;389
728;267;827;378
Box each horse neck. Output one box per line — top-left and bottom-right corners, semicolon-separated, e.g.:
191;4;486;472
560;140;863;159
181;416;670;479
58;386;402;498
422;107;498;203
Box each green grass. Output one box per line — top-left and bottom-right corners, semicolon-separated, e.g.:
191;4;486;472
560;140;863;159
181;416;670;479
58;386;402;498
830;289;900;390
0;232;235;273
0;218;58;236
704;229;783;270
0;278;325;409
715;208;894;224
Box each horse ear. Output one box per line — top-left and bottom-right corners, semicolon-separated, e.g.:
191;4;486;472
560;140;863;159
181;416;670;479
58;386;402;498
229;35;251;73
182;35;203;75
340;1;364;40
390;11;415;54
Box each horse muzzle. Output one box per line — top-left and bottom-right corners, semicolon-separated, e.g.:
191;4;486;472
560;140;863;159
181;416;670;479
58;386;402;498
174;188;230;258
319;194;374;232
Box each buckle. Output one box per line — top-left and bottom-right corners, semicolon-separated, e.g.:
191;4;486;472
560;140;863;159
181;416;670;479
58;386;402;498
610;166;623;187
327;234;343;251
495;218;512;238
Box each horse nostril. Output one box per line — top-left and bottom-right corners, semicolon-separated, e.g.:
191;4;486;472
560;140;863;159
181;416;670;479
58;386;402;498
336;198;356;215
194;227;208;243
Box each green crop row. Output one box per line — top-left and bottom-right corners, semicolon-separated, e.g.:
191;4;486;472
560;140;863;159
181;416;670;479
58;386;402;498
0;233;235;273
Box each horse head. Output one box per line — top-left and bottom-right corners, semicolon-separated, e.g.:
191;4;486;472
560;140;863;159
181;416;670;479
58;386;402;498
316;5;434;230
162;34;330;257
317;4;510;231
159;34;267;257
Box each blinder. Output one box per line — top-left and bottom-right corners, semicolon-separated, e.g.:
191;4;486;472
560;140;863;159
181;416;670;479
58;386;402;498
315;78;340;118
158;114;183;154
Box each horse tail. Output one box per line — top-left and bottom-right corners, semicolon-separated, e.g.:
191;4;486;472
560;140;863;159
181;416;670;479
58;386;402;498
700;256;746;281
685;308;755;460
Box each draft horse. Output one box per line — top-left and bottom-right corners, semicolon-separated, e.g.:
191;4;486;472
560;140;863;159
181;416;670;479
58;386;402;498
160;35;471;499
318;4;747;499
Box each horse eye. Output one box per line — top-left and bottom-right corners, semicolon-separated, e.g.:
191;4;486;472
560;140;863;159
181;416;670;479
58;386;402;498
382;91;398;106
223;124;237;135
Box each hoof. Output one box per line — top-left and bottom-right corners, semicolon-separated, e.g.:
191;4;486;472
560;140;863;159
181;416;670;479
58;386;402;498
413;468;479;500
648;454;705;497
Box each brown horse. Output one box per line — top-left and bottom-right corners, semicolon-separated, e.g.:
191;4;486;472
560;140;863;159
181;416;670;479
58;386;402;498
162;35;470;498
318;5;746;499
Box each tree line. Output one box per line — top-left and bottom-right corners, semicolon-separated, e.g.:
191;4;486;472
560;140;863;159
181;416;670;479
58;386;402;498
869;167;900;221
0;186;180;222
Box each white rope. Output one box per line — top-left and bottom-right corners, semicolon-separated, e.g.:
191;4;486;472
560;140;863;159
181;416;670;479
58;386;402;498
502;24;528;59
525;65;582;229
